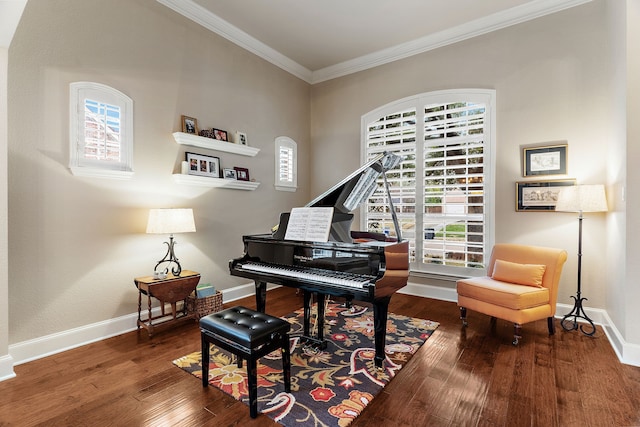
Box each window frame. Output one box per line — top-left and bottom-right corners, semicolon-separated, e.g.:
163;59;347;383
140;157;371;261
274;136;297;192
361;89;496;277
69;82;134;179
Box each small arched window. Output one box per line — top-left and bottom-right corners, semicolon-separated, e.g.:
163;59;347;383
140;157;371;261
275;136;297;192
69;82;134;179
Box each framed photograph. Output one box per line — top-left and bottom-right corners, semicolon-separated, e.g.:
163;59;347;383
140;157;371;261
181;115;198;134
213;128;228;142
522;143;568;176
236;131;248;146
223;168;237;180
234;167;250;181
516;179;576;211
186;152;220;178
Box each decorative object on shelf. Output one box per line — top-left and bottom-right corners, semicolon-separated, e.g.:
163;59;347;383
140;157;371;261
198;129;214;138
235;131;248;146
522;142;568;177
515;179;576;211
234;166;250;181
186;152;220;178
181;115;198;134
213;128;228;141
223;168;237;180
555;184;608;336
146;208;196;276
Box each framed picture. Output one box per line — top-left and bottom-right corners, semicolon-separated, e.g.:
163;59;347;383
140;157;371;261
213;128;228;142
223;168;237;180
181;115;198;134
234;167;250;181
236;131;248;146
186;152;220;178
516;179;576;211
522;143;568;176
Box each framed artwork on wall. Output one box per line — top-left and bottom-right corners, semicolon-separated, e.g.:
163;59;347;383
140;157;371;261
213;128;228;141
234;167;250;181
516;179;576;211
522;143;568;176
186;152;220;178
181;115;198;134
223;168;237;180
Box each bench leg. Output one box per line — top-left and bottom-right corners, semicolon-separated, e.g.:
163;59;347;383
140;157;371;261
248;357;258;418
201;333;209;387
281;334;291;393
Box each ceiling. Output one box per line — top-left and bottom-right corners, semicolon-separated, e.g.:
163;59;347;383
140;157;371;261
159;0;591;83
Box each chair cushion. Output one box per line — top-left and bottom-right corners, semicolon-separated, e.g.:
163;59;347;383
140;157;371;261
492;259;546;287
200;306;290;349
457;276;550;310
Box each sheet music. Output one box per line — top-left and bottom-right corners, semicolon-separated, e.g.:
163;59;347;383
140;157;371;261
284;207;334;242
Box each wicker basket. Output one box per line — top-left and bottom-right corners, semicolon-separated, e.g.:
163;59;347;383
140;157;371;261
187;291;223;320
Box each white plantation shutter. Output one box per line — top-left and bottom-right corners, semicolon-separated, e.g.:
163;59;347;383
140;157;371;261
69;82;133;179
275;136;297;191
362;90;495;275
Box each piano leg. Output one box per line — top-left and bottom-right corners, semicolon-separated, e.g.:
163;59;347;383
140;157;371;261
303;290;312;337
373;296;392;369
316;293;325;342
255;281;267;313
302;290;328;350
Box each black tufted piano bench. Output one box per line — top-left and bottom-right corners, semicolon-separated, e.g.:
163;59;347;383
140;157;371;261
199;306;291;418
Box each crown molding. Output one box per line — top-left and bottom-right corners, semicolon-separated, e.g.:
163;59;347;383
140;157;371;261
311;0;593;83
157;0;592;85
157;0;313;82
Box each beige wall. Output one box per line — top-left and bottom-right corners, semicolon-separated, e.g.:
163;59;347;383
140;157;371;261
310;1;614;307
7;0;311;344
5;0;640;363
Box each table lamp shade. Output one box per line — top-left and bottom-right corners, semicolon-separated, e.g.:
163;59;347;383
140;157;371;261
555;185;608;213
146;208;196;234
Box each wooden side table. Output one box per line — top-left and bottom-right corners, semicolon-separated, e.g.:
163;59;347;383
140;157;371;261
135;270;201;336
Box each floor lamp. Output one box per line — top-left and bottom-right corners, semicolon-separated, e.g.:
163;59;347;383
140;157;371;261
555;184;608;336
146;208;196;277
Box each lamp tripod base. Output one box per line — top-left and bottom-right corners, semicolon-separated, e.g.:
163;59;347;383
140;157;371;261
560;293;596;336
154;235;183;277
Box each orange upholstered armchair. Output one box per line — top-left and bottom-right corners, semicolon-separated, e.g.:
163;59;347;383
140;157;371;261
456;244;567;345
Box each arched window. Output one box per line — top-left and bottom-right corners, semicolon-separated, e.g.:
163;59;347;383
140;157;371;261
69;82;134;179
361;89;496;276
275;136;297;192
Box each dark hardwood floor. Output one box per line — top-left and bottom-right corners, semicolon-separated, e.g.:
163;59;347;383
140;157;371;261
1;286;639;426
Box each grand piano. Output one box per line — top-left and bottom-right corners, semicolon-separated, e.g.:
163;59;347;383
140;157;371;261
229;152;409;368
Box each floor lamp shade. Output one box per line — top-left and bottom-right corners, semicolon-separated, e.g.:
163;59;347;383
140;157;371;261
146;209;196;276
555;184;607;336
555;184;608;213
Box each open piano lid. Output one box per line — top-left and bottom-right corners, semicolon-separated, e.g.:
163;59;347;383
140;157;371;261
274;152;404;242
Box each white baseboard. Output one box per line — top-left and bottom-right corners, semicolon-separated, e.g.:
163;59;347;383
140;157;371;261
3;281;639;379
0;354;16;382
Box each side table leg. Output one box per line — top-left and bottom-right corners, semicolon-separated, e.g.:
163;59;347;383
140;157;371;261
147;293;154;337
137;290;142;330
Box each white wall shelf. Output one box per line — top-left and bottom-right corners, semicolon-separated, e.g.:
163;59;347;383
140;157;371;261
172;174;260;190
173;132;260;157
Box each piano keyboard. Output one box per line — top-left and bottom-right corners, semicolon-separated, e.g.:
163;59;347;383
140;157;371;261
239;262;374;289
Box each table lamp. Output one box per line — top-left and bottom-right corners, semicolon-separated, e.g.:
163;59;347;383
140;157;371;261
555;184;608;336
146;208;196;277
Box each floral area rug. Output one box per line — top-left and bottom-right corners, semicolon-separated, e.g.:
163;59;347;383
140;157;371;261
173;302;438;426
